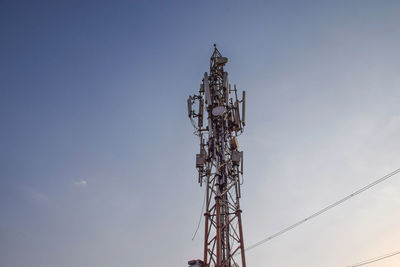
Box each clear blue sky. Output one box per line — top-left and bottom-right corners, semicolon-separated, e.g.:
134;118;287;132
1;1;400;266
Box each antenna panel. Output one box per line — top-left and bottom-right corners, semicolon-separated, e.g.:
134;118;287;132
223;72;229;105
240;151;244;174
208;118;213;135
223;72;229;88
242;91;246;126
198;98;204;128
234;100;241;130
203;72;212;105
187;96;192;118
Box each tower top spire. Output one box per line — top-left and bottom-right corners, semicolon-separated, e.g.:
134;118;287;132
210;45;227;68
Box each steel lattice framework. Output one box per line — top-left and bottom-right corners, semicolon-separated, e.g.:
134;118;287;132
188;45;247;267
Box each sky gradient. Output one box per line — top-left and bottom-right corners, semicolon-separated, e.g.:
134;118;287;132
1;1;400;266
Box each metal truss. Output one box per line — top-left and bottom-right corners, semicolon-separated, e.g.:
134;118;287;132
188;45;247;267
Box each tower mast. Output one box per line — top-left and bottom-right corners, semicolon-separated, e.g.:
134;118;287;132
188;45;247;267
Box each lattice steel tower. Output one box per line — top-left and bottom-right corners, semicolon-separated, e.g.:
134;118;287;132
187;45;247;267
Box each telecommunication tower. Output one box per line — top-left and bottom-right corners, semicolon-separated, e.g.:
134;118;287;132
187;45;247;267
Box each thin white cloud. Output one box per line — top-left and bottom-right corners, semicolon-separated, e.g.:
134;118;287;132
27;187;49;201
73;180;88;187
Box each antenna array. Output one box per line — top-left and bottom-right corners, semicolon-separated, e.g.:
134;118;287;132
188;45;247;267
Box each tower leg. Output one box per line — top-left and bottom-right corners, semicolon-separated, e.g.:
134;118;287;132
204;211;209;267
216;196;222;267
237;210;246;267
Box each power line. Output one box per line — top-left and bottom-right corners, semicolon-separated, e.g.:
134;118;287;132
245;168;400;252
348;250;400;266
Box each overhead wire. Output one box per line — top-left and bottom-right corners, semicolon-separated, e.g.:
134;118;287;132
245;168;400;252
192;186;207;240
348;250;400;267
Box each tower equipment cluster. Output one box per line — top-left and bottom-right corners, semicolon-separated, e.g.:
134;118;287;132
187;45;247;267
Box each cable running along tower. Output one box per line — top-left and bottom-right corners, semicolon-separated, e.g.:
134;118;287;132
187;45;247;267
